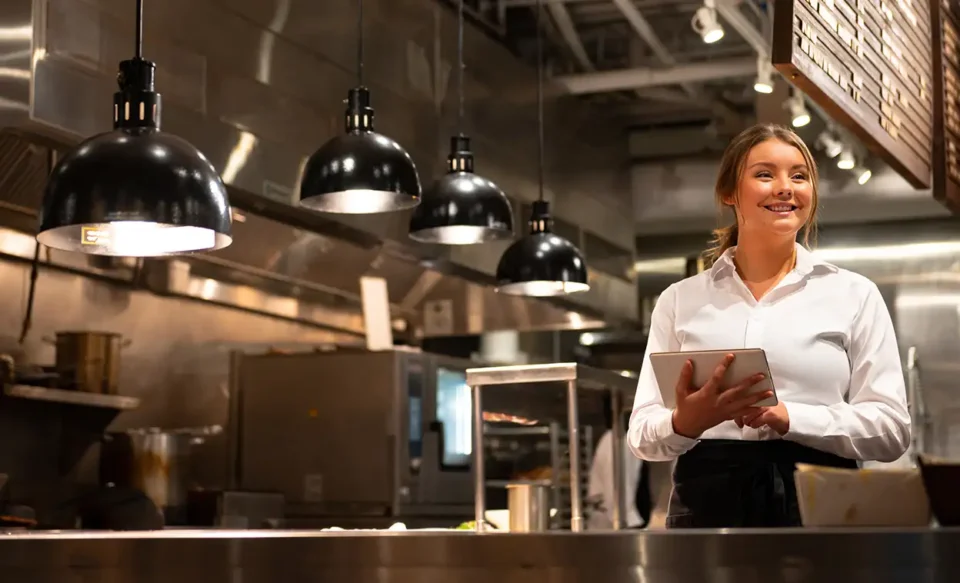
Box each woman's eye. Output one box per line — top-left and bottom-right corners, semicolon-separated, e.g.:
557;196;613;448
792;173;807;180
756;172;772;178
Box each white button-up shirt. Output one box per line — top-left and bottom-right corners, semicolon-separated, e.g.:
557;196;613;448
628;244;911;463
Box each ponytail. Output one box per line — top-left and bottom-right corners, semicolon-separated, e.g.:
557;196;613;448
702;223;738;267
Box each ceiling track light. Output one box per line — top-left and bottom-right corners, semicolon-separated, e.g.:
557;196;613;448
753;54;774;94
495;0;589;297
856;167;872;185
787;92;811;127
299;0;421;214
37;0;232;257
837;148;856;170
692;0;724;44
408;0;513;245
817;131;843;158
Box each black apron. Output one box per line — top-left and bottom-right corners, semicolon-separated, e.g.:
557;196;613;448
666;439;858;528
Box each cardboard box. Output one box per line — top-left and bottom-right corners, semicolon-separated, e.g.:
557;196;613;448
794;463;931;527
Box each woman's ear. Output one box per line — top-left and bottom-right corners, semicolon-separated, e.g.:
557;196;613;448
721;191;736;207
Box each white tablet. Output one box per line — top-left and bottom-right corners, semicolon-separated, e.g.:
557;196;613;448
649;348;778;408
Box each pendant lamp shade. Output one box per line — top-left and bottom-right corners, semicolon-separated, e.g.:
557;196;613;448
495;201;589;296
39;126;232;256
299;89;421;214
409;136;513;244
36;9;231;257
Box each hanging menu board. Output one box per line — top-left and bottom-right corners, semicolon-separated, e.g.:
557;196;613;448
932;0;960;211
772;0;934;189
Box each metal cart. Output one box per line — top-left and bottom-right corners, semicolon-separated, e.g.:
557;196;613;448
467;363;636;532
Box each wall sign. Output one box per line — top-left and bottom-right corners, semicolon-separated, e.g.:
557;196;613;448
772;0;934;189
932;0;960;211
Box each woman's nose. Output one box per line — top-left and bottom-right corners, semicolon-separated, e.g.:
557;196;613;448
775;180;793;196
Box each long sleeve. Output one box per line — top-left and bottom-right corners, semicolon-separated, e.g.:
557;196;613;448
783;282;911;462
627;284;698;462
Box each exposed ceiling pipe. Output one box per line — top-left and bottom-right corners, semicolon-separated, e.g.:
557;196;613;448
554;57;757;94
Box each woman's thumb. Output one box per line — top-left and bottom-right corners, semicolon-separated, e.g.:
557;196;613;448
674;360;694;398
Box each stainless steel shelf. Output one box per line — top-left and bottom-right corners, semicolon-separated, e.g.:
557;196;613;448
486;479;553;488
466;363;636;394
4;385;140;410
484;426;553;437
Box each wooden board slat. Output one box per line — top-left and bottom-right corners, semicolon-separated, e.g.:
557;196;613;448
932;0;960;212
772;0;934;189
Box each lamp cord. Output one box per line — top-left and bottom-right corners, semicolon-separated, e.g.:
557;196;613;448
135;0;143;59
457;0;465;134
357;0;365;86
535;0;544;203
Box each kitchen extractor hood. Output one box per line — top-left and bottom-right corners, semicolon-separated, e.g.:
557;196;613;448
0;0;638;335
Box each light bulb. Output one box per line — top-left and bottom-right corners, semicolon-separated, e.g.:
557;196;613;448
692;5;724;44
837;149;855;170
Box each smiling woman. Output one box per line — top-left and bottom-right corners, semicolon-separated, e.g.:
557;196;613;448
626;123;911;529
704;124;820;269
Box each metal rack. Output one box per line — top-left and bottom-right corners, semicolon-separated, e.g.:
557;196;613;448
484;423;593;530
467;363;635;532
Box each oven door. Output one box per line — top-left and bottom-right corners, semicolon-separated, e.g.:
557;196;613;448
407;354;475;508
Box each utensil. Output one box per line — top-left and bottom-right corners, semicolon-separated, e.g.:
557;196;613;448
506;482;549;532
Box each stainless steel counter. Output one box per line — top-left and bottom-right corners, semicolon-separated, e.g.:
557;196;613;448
0;528;956;582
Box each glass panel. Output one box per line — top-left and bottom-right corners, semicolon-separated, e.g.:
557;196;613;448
436;367;472;467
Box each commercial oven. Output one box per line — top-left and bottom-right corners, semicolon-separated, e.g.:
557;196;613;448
225;348;477;526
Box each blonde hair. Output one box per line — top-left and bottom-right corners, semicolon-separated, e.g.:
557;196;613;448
702;123;819;266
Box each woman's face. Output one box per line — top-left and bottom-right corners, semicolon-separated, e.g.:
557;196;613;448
726;138;813;240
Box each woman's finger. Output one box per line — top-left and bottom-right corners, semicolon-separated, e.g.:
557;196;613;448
703;354;735;394
735;407;766;425
674;360;694;400
746;415;768;429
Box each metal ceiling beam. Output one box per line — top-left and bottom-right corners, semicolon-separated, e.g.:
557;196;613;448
716;0;768;56
554;57;757;94
610;0;699;99
545;1;693;104
546;1;595;70
610;0;674;65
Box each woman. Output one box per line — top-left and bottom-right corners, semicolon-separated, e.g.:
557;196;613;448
627;123;910;528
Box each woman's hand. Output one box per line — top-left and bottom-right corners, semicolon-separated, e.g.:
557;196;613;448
671;354;774;439
736;402;790;435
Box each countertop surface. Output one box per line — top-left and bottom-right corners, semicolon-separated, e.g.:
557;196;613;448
0;526;957;537
0;528;956;582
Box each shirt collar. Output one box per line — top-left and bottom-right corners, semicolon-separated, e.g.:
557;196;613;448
709;242;838;280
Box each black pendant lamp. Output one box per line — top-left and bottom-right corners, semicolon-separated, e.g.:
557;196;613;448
495;0;589;297
37;0;231;256
408;0;513;244
299;0;421;214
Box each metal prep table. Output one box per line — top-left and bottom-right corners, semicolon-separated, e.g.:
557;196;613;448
466;363;636;531
0;529;958;581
